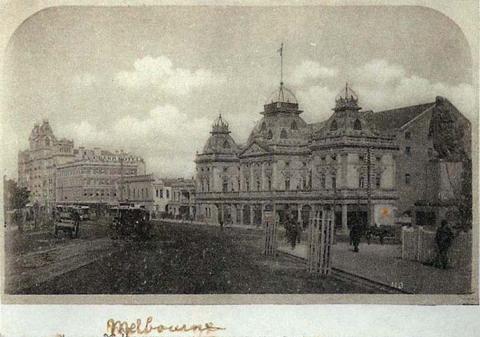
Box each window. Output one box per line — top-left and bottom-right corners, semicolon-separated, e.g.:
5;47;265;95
256;179;261;191
285;178;290;190
223;140;230;149
405;146;411;156
359;155;365;162
267;130;273;139
359;175;365;188
291;120;298;130
320;174;326;189
405;174;411;185
267;177;272;191
353;119;362;130
280;129;288;139
260;122;266;131
330;120;338;131
285;161;290;167
166;190;170;198
376;175;381;188
331;173;336;190
405;131;411;139
156;188;159;197
222;179;228;192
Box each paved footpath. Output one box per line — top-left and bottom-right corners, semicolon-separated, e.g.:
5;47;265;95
278;242;472;294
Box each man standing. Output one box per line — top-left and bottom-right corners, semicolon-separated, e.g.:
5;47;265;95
435;219;454;269
350;222;363;253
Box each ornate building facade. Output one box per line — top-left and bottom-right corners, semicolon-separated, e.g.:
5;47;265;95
55;148;145;205
18;120;75;206
194;84;399;231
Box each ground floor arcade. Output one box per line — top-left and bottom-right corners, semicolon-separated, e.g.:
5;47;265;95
195;199;395;233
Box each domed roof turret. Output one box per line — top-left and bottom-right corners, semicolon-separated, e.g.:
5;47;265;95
201;114;239;155
211;114;230;134
267;83;298;104
334;83;361;112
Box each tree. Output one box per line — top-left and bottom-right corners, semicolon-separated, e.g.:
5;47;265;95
457;158;472;231
8;182;30;209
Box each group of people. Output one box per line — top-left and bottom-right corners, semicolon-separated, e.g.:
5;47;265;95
282;213;456;269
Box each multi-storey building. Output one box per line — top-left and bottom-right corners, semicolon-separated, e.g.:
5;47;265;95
167;178;196;219
17;120;75;206
366;96;471;216
195;84;398;231
194;83;470;230
117;174;172;214
55;148;145;205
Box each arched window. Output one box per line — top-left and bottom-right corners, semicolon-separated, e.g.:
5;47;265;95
330;120;338;131
320;174;326;188
223;140;230;149
291;120;298;130
353;119;362;130
280;129;288;139
267;130;273;139
331;172;337;190
359;175;365;188
260;122;267;131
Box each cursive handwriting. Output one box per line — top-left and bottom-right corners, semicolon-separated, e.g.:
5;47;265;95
106;317;225;337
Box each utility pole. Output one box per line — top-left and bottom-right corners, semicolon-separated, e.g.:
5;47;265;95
367;147;372;227
119;155;124;202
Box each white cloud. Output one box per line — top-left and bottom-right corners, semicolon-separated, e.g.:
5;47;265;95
59;104;212;177
351;59;475;121
297;85;337;122
296;59;476;123
114;55;226;96
291;60;338;86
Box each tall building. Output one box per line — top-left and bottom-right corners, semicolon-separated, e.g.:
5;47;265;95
18;120;146;207
195;83;398;231
55;148;145;205
17;120;75;206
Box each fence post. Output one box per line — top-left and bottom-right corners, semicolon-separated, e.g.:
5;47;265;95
263;206;276;256
307;207;335;275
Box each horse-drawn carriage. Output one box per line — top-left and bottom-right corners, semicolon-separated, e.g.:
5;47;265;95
54;208;80;238
109;206;153;240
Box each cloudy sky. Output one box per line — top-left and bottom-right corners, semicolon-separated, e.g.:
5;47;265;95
2;6;475;178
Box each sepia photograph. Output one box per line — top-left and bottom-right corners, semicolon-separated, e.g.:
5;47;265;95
1;4;477;302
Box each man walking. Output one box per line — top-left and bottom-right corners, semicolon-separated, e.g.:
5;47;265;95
435;219;454;269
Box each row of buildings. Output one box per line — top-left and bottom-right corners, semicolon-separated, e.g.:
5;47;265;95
17;82;471;228
17;120;194;218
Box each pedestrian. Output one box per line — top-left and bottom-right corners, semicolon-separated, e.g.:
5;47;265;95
435;219;454;269
284;214;297;249
350;222;363;253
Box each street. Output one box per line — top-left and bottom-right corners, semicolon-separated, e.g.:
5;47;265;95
6;220;373;294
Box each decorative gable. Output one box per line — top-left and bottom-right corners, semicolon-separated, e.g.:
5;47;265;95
240;141;271;157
